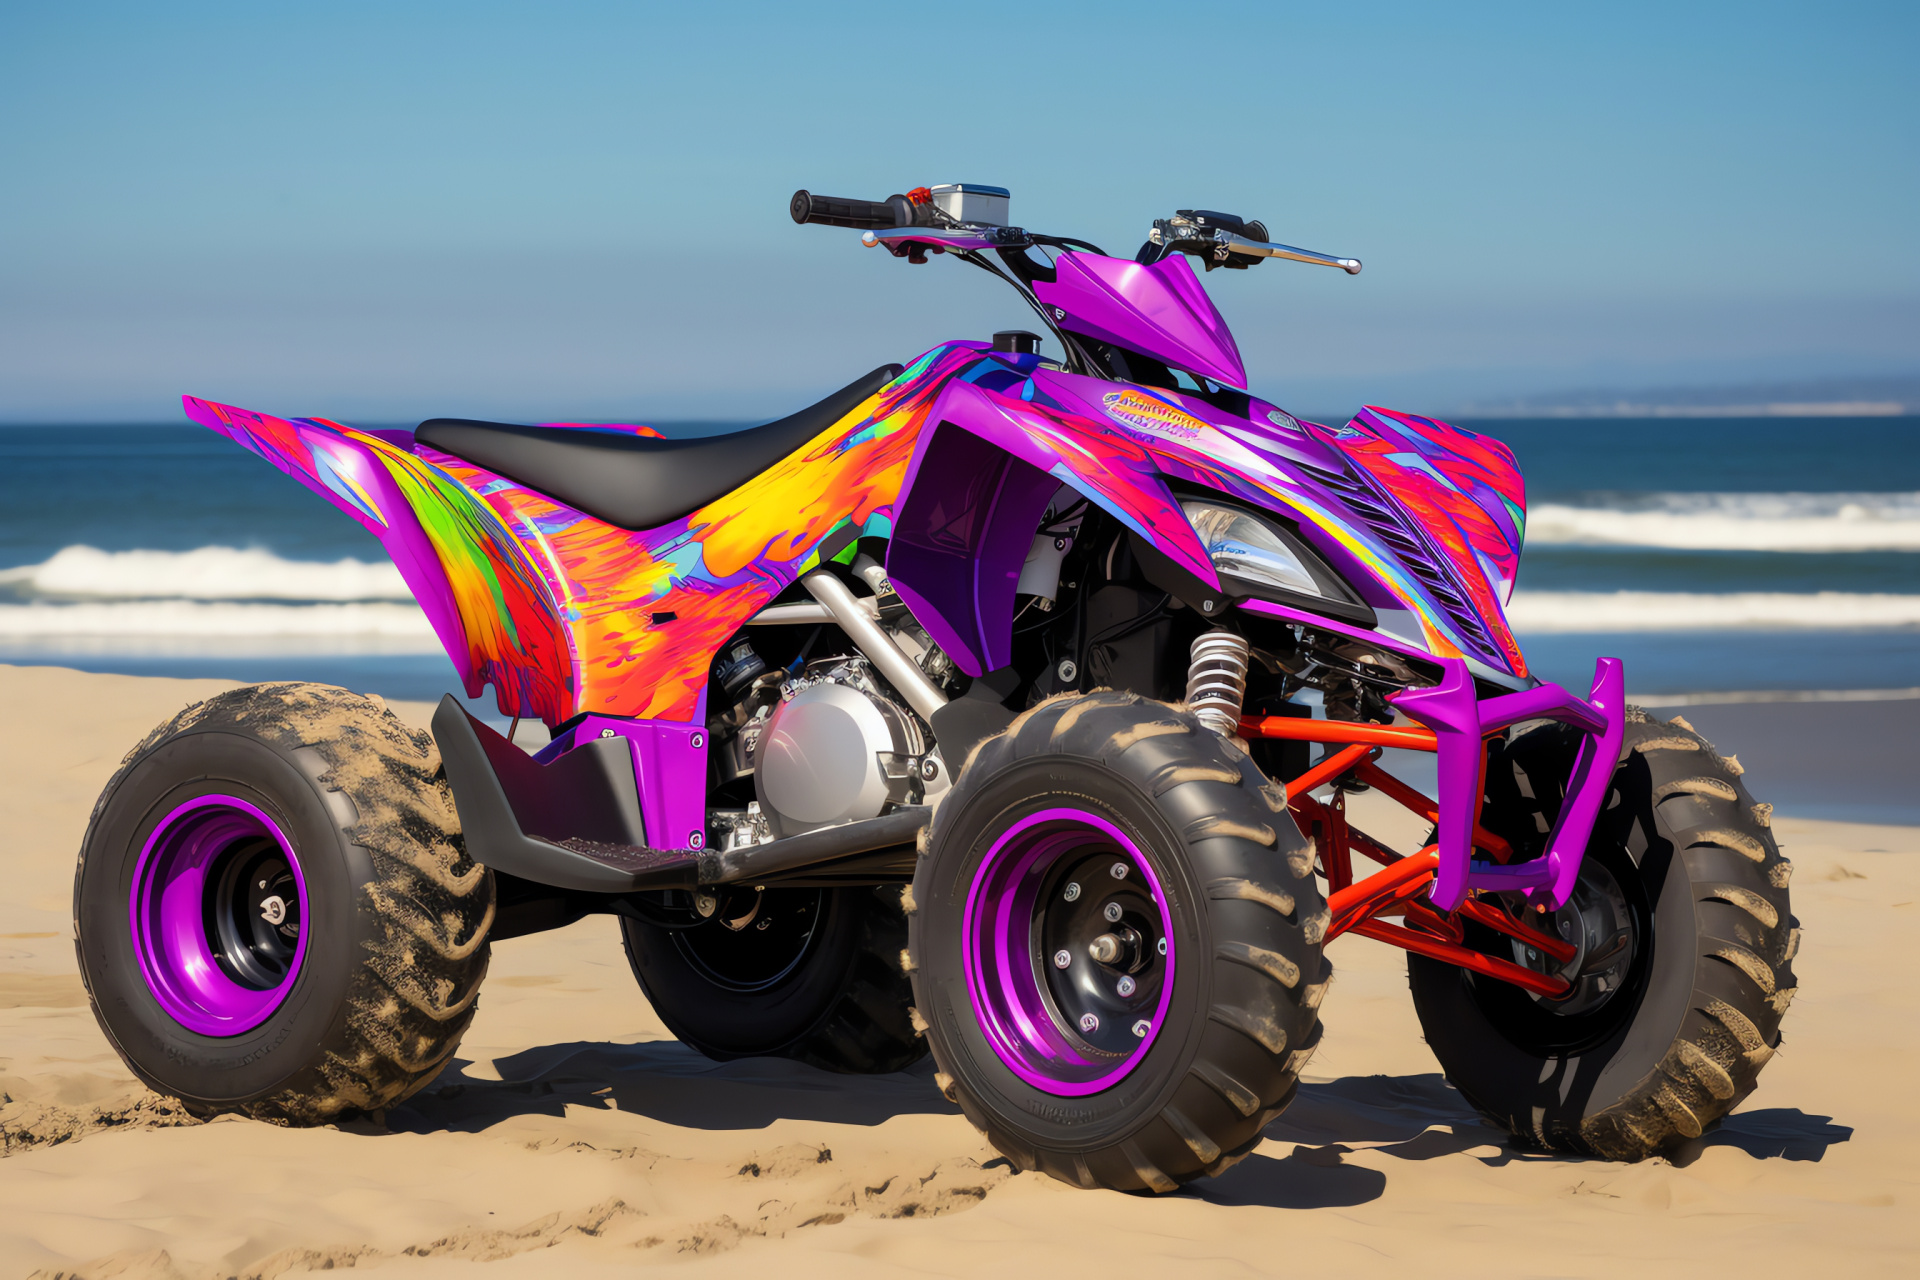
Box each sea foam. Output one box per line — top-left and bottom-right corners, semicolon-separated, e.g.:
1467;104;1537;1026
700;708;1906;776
0;546;411;601
1506;590;1920;632
0;600;437;640
1527;492;1920;552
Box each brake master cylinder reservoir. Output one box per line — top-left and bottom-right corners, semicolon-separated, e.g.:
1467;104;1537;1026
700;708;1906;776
931;183;1010;227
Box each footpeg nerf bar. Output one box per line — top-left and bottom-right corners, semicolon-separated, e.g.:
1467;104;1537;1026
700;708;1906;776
431;697;928;894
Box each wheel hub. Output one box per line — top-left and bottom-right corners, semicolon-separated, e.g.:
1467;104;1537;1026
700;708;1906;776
1037;857;1167;1056
1512;858;1637;1016
962;809;1177;1096
672;887;823;992
128;795;309;1037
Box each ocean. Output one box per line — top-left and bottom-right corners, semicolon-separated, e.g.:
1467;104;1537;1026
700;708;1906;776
2;416;1916;712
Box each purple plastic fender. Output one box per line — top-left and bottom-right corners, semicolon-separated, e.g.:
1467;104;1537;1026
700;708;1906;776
886;376;1218;677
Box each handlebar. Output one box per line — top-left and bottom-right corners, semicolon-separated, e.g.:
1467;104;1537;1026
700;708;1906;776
791;190;1362;277
789;190;907;231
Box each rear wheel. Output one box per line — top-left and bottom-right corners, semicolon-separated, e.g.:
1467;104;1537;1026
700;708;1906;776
74;683;494;1123
911;692;1328;1192
618;884;925;1073
1408;709;1796;1159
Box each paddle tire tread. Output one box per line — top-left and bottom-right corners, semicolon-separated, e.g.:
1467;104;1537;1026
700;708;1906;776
1408;710;1794;1160
909;691;1326;1192
74;682;494;1123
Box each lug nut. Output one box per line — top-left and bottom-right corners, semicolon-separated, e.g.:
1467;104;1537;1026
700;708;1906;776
1089;934;1123;964
1157;937;1168;956
1110;862;1129;880
1132;1019;1151;1038
1103;902;1123;923
1117;975;1137;997
1079;1013;1100;1033
1053;949;1072;969
1063;882;1081;902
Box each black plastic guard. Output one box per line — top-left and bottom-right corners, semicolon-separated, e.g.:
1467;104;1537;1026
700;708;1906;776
431;695;700;893
431;695;934;895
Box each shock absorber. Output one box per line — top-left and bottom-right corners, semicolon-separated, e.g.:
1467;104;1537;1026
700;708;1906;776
1186;630;1251;737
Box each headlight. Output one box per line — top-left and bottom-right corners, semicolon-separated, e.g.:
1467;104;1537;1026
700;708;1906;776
1182;500;1330;600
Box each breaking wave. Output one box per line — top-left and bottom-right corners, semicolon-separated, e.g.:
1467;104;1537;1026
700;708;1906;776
0;600;437;641
1506;590;1920;632
1527;492;1920;552
0;546;411;601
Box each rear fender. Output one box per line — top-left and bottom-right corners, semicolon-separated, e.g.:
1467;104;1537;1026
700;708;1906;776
183;396;573;720
887;379;1213;676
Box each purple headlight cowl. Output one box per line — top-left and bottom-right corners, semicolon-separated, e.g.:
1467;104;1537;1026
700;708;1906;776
127;795;310;1038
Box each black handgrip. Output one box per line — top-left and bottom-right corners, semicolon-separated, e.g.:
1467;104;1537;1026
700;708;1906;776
790;189;906;231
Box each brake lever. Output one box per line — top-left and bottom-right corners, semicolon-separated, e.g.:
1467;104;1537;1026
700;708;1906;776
1216;229;1362;274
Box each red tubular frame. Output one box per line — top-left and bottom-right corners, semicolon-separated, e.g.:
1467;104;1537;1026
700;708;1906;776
1241;713;1575;997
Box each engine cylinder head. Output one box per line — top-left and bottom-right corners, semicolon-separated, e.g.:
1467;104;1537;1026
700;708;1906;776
1186;630;1251;737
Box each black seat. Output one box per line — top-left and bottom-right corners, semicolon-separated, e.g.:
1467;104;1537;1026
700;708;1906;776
415;364;904;530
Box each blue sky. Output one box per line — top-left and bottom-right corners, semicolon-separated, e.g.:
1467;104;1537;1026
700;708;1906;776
2;1;1914;422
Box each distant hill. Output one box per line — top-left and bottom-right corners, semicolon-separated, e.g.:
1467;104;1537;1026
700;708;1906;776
1457;375;1920;418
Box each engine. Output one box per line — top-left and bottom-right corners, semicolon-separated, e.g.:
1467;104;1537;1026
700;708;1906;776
716;654;945;838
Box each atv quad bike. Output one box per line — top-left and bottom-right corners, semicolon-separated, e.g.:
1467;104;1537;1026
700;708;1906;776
76;184;1796;1188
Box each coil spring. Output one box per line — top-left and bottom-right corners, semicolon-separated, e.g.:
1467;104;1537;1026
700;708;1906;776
1186;630;1251;737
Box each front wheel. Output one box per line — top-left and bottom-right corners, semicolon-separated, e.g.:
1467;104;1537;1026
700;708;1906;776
910;692;1328;1193
1408;710;1797;1160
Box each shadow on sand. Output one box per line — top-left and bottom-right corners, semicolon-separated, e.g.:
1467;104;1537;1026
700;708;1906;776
392;1038;960;1134
389;1045;1850;1207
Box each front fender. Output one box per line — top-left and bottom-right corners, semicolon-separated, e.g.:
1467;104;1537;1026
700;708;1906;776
886;378;1214;676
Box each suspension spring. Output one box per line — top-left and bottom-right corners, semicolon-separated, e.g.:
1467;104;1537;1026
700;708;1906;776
1186;630;1251;737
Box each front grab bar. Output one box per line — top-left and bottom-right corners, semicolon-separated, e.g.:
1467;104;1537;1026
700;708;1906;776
1392;658;1625;912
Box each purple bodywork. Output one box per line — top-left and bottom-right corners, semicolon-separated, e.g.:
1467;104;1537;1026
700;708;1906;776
184;238;1616;916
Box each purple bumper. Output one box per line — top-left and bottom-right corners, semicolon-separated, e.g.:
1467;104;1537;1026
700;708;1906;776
1393;658;1626;912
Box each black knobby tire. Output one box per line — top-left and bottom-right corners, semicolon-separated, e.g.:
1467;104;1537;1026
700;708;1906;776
75;683;494;1122
1408;709;1797;1160
909;691;1328;1193
619;884;926;1073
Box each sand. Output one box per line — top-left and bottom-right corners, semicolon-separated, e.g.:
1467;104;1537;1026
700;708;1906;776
1;662;1915;1277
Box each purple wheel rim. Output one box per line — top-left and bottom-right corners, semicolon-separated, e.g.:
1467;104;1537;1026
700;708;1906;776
961;808;1176;1096
127;795;310;1037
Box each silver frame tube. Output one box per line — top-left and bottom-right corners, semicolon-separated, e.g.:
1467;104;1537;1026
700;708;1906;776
801;570;947;722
